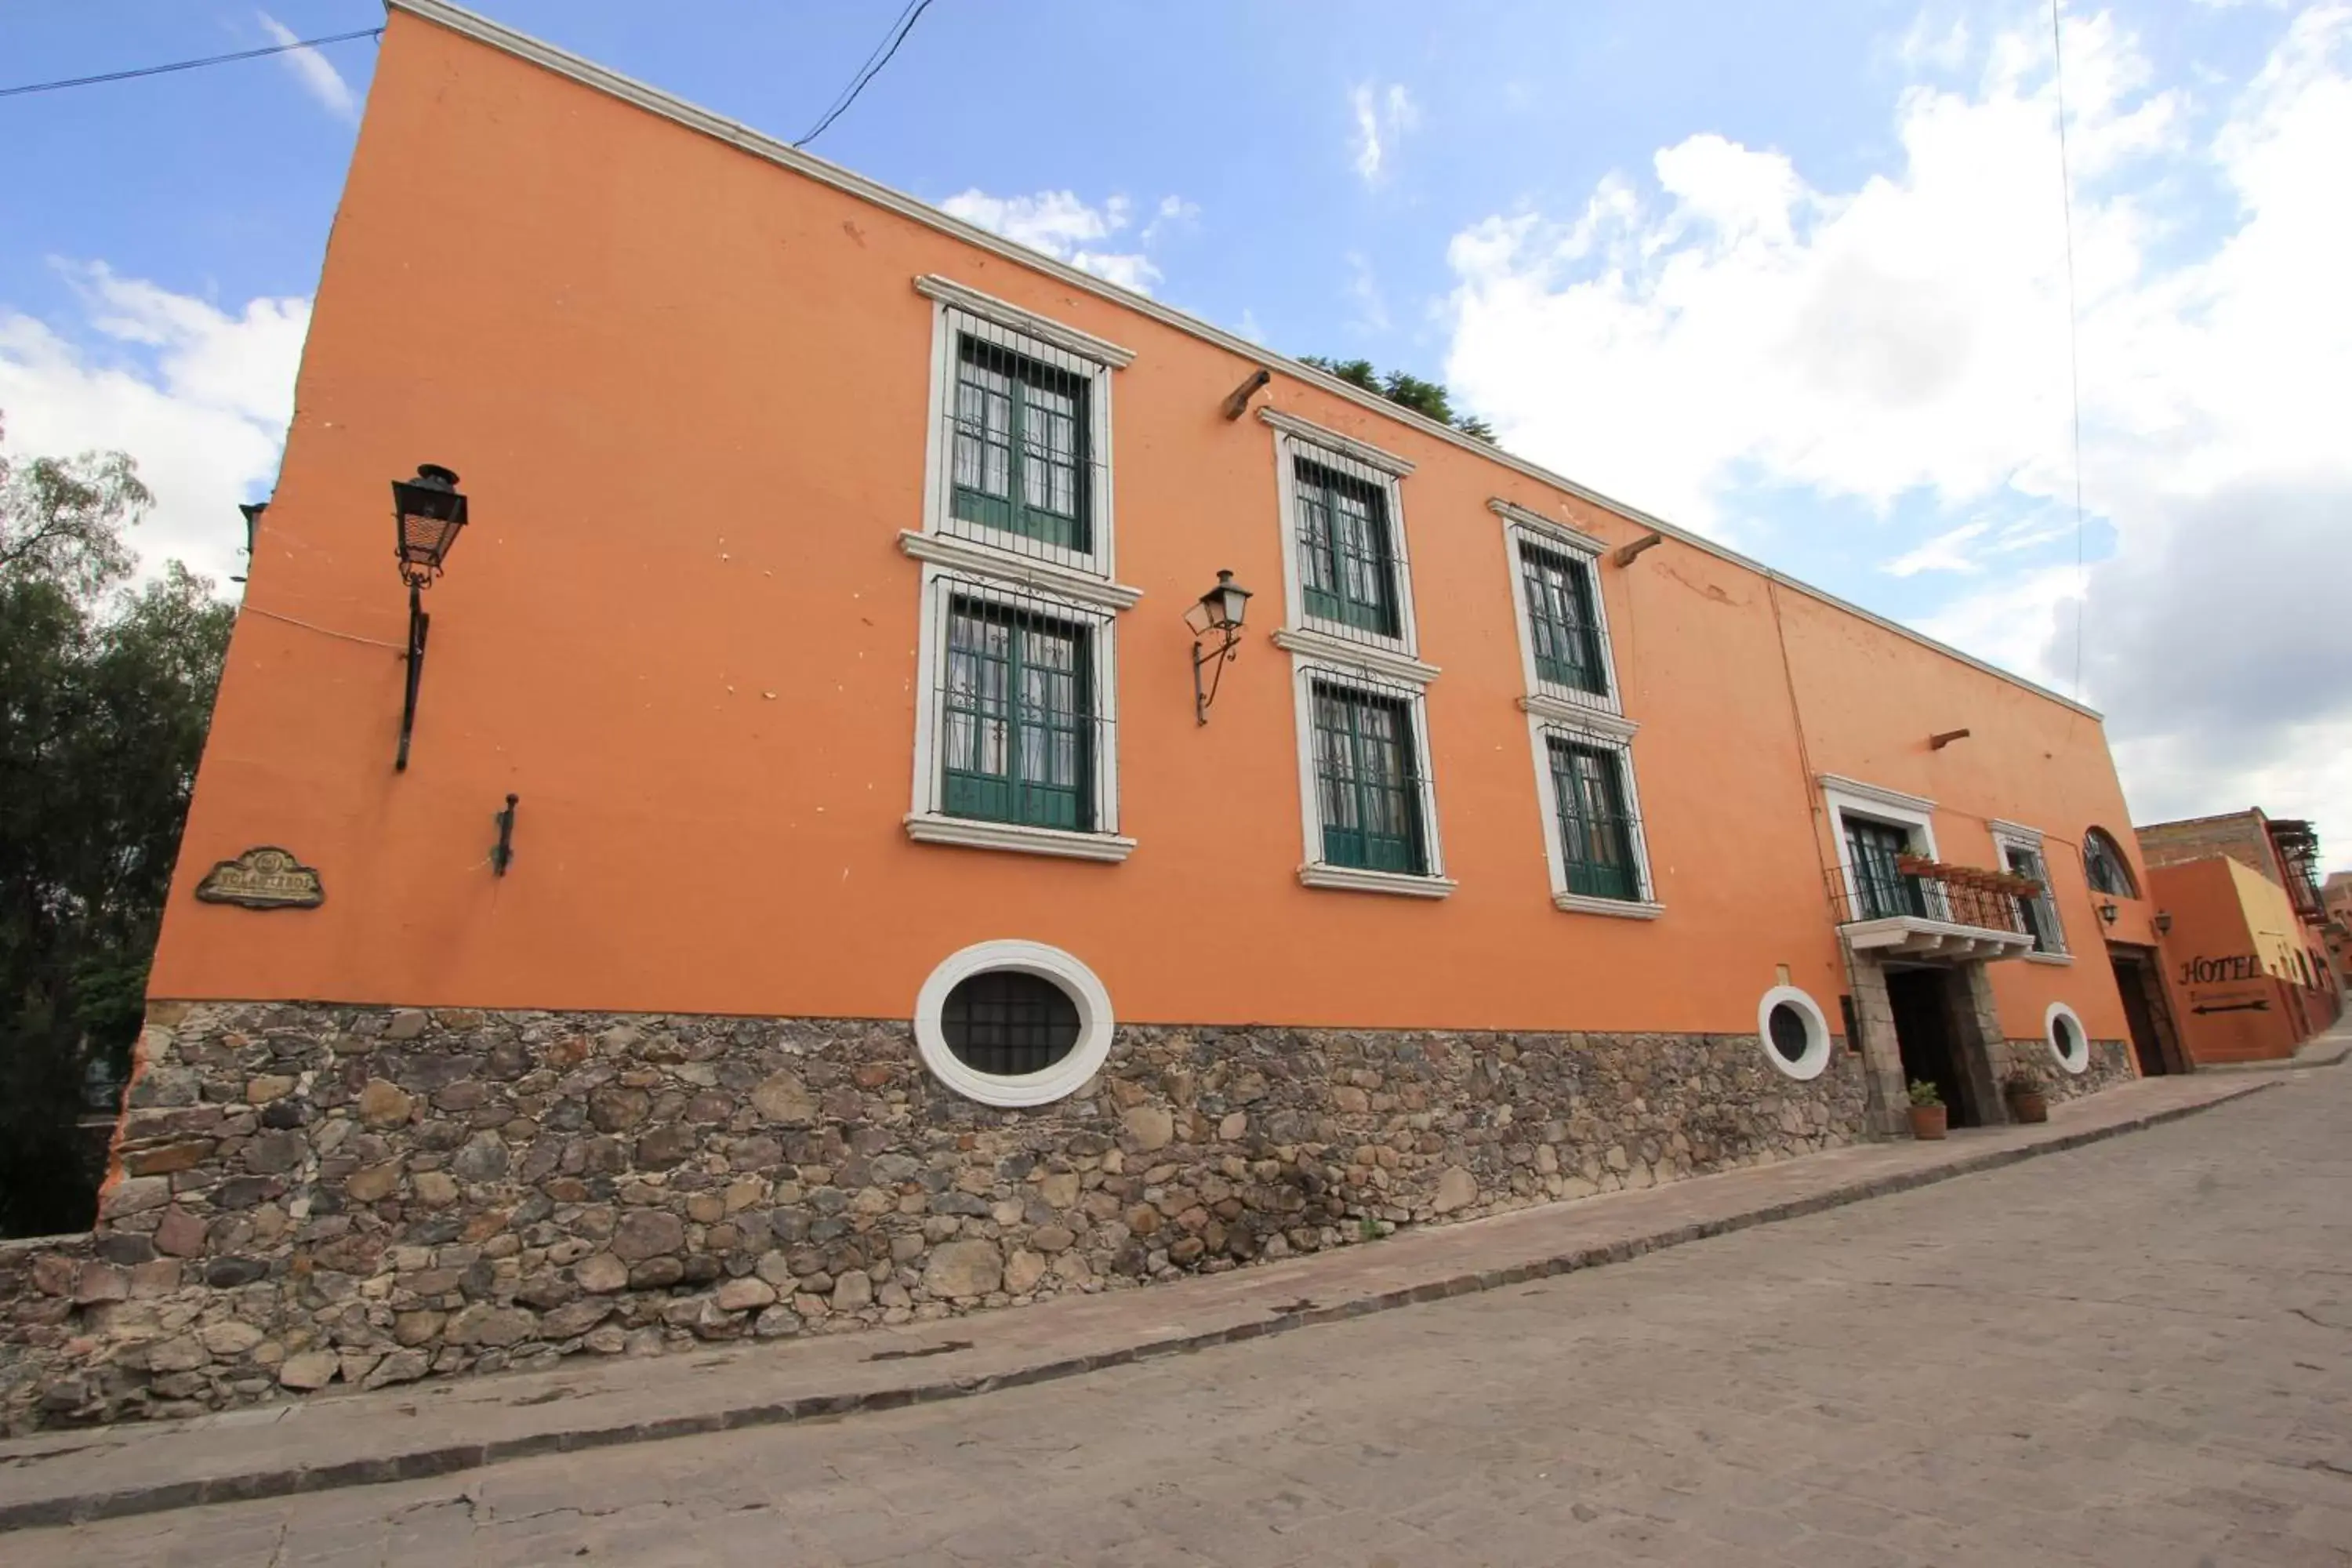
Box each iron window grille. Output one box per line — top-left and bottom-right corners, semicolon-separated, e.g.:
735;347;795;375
1519;539;1610;699
938;310;1110;569
2002;844;2067;955
1294;456;1403;639
1846;817;1932;921
1308;673;1434;875
2081;827;2140;899
939;970;1081;1077
1545;732;1647;902
924;577;1114;834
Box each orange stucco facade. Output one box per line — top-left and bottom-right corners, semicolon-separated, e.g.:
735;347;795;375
148;5;2160;1053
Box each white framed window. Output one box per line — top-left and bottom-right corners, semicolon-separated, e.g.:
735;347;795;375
901;280;1139;862
902;277;1139;607
1530;716;1659;917
1989;819;2070;962
1820;776;1940;923
913;939;1116;1107
1290;659;1453;898
1495;500;1656;916
906;570;1134;862
2045;1001;2089;1076
1260;408;1428;676
1757;985;1832;1081
1495;501;1621;717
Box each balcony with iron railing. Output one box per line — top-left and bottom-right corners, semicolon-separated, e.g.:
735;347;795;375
1831;856;2046;961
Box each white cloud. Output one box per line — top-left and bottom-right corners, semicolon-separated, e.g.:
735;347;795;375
1882;519;1992;576
939;187;1189;295
258;12;360;122
0;263;308;590
1443;4;2352;856
1349;82;1420;184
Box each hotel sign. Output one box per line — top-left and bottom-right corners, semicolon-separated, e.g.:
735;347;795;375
194;847;325;909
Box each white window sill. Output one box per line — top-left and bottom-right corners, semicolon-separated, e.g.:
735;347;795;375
1552;892;1664;920
1272;626;1439;684
1298;864;1457;898
897;531;1140;610
905;815;1136;862
2022;950;2075;966
1521;693;1637;738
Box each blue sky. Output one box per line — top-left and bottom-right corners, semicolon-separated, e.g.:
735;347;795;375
2;0;2347;861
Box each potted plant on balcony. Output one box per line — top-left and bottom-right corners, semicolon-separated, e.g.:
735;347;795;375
2003;1065;2049;1124
1907;1079;1947;1140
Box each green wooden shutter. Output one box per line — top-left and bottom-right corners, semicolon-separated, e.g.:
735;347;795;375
1295;459;1399;637
942;597;1091;830
1549;739;1639;899
1313;684;1425;873
1523;544;1606;695
949;336;1091;551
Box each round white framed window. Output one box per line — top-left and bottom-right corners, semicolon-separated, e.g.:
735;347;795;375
2045;1001;2090;1076
1756;985;1832;1081
913;940;1115;1108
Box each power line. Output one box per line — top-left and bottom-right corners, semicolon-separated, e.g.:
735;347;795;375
0;26;383;100
795;0;938;148
2049;0;2089;703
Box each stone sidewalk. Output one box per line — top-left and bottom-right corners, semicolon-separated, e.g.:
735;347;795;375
0;1069;2273;1532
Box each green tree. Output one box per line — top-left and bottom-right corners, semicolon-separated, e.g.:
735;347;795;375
1298;356;1498;443
0;418;234;1236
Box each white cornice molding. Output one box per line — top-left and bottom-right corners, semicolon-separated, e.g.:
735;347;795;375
1986;817;2046;846
1490;499;1606;557
904;814;1137;863
898;532;1143;610
915;275;1136;368
1257;408;1416;477
1520;695;1639;739
1298;864;1457;899
1819;774;1939;816
1272;627;1440;685
388;0;2100;720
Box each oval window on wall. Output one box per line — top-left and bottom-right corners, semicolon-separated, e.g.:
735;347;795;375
940;971;1080;1076
1756;985;1832;1081
913;940;1115;1107
2045;1001;2090;1076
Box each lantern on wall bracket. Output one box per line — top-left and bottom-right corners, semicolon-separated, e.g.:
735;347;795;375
1185;569;1253;726
2154;909;2173;935
390;464;470;771
2098;900;2120;926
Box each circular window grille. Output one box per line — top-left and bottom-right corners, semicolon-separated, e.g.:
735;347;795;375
2045;1002;2089;1076
1767;1003;1812;1065
941;971;1080;1076
913;940;1115;1107
1755;985;1831;1081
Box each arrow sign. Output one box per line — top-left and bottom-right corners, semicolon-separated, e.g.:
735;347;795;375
2191;1000;2270;1014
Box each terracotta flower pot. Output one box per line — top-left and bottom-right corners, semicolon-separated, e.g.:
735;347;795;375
2006;1089;2049;1124
1908;1104;1948;1141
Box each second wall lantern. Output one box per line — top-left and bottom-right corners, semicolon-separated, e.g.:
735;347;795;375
1185;569;1252;725
390;463;469;771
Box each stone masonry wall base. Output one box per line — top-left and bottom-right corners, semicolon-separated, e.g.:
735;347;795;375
0;999;2126;1432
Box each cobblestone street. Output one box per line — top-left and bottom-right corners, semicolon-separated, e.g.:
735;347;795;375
30;1068;2352;1566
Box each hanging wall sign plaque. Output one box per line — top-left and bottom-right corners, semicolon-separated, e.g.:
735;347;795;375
194;847;325;909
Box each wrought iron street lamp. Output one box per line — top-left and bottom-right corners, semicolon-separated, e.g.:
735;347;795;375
1185;569;1252;725
390;464;469;771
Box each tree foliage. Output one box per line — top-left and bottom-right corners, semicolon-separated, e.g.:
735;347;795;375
1298;356;1497;443
0;416;234;1236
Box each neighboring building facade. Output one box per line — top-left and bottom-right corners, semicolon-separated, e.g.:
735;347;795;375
2140;811;2343;1062
3;0;2172;1428
2323;872;2352;982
